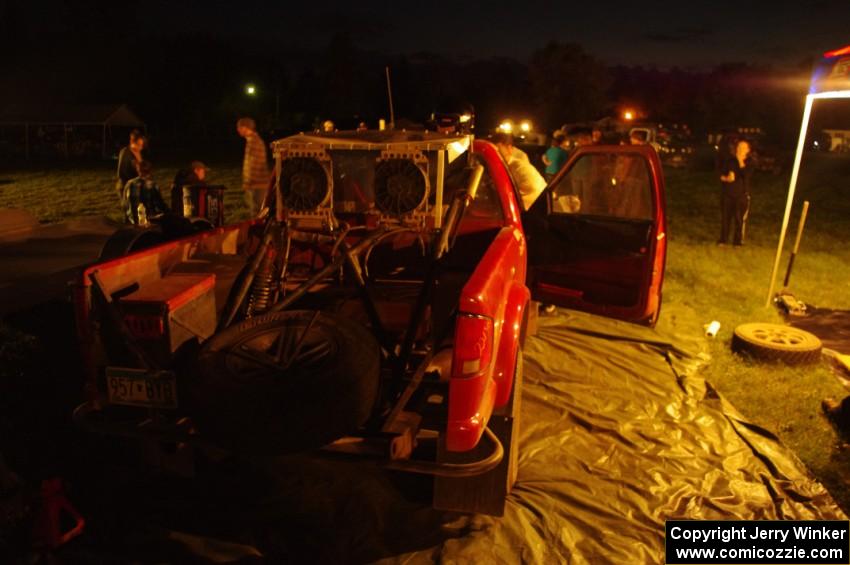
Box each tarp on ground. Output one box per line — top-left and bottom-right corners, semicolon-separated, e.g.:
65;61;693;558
0;216;121;315
62;310;845;564
790;306;850;356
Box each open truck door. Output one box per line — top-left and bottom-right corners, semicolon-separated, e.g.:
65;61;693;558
523;145;667;325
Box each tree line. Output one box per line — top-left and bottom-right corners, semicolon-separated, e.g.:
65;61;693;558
1;22;816;149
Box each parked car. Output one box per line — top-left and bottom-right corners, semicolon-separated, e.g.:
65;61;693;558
625;124;696;169
656;125;696;169
71;131;667;515
711;127;784;175
750;139;785;175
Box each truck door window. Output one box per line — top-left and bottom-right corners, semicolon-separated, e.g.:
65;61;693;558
551;153;653;220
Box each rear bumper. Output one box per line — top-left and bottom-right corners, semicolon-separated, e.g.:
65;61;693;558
72;401;210;446
73;401;504;478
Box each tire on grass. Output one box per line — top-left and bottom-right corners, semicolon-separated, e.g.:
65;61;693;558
731;322;822;365
188;310;380;455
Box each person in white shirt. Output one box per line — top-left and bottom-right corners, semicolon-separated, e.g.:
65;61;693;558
492;133;546;210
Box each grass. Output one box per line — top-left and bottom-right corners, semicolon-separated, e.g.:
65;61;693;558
0;161;250;224
657;152;850;510
2;152;850;510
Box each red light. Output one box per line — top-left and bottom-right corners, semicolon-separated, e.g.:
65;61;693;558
124;314;165;339
824;45;850;58
452;314;493;378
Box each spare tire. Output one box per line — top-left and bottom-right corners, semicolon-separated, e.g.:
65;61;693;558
732;322;822;365
98;226;166;261
188;310;380;455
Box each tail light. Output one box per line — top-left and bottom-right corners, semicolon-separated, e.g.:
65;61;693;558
124;314;165;339
452;314;493;378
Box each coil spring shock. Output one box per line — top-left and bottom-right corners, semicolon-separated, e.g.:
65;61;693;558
246;247;277;315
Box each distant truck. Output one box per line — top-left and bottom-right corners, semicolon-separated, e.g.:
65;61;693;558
710;127;784;175
630;123;695;168
71;131;667;515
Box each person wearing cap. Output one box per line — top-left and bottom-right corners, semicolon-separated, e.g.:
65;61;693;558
171;160;210;213
237;117;271;216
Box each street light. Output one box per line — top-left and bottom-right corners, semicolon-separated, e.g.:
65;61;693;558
623;110;635;121
245;84;257;96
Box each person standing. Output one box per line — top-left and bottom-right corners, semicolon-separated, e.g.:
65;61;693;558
718;139;753;246
541;132;568;181
591;127;604;145
236;117;270;216
116;129;146;201
568;127;594;152
493;133;546;210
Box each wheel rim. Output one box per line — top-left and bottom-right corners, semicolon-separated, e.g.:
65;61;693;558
737;323;821;351
751;327;807;346
223;314;337;382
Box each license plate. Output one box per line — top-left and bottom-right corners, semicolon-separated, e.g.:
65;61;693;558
106;367;178;409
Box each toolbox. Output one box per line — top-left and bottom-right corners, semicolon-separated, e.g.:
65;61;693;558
120;273;217;364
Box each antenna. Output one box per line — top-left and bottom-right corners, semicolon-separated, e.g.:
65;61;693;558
385;66;395;130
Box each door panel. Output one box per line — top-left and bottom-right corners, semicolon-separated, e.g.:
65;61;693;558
524;145;666;325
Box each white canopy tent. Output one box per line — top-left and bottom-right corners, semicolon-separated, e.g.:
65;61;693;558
765;45;850;305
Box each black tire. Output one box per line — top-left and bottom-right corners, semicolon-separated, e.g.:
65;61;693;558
188;310;380;455
189;217;215;232
98;226;166;261
732;322;822;365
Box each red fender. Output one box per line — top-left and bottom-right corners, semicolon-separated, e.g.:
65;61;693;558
492;283;529;407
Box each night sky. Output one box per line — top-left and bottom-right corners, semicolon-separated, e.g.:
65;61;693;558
126;1;850;67
7;0;850;67
1;0;848;143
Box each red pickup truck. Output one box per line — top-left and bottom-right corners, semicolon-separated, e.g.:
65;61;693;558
72;131;666;515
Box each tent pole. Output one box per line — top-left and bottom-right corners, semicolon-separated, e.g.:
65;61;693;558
765;94;814;307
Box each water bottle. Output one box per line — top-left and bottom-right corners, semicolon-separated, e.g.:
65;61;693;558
137;202;148;226
182;187;194;217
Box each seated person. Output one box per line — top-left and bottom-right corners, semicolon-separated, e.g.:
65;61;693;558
124;160;169;225
171;160;210;214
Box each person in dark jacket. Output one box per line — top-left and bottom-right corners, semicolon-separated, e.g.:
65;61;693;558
116;129;146;200
718;139;753;246
124;160;168;225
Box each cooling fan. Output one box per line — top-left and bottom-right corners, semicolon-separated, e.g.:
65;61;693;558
279;157;332;212
373;158;429;216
